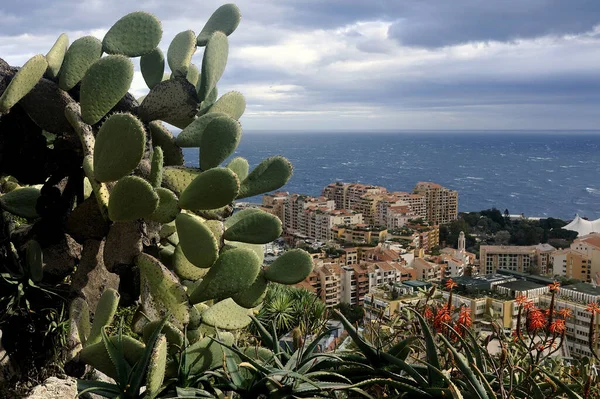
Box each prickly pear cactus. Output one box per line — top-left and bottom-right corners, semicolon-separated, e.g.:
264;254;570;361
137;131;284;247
0;3;315;391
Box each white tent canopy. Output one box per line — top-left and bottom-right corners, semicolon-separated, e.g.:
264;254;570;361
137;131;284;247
563;215;600;236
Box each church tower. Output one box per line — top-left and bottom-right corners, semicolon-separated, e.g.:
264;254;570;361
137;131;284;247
458;231;465;253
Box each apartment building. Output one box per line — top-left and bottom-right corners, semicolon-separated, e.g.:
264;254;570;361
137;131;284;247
413;258;442;281
571;233;600;283
412;182;458;226
330;224;387;244
552;249;590;282
261;191;289;221
480;245;536;274
340;264;370;305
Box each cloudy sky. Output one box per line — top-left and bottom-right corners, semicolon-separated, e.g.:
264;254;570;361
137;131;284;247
2;0;600;130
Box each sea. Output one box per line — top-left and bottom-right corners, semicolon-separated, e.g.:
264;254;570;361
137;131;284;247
181;131;600;221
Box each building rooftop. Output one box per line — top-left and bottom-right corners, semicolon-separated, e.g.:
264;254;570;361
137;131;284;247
561;282;600;296
496;269;556;285
480;245;537;254
402;280;432;289
497;280;545;292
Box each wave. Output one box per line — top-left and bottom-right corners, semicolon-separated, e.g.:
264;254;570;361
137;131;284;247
586;187;600;195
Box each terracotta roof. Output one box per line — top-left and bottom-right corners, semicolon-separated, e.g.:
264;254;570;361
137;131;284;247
578;234;600;249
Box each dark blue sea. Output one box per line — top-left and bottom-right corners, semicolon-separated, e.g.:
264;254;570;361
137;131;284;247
181;131;600;221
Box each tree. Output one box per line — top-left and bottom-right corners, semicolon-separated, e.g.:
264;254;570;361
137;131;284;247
494;230;511;245
333;303;365;325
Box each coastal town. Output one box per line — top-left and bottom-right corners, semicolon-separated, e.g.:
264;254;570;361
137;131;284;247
247;181;600;359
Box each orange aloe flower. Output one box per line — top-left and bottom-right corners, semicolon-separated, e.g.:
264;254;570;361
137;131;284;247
527;308;547;331
548;281;560;293
549;319;566;335
457;307;472;328
445;278;457;290
515;294;528;306
586;302;600;315
557;308;573;319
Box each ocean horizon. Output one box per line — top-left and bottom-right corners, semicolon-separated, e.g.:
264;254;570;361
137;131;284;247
180;130;600;221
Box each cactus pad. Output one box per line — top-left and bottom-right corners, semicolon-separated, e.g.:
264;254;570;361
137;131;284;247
167;30;196;77
102;11;163;57
80;55;134;124
162;166;202;194
150;187;179;223
141;48;165;90
149;147;164;188
79;335;145;379
173;244;209;281
186;332;234;373
0;54;47;113
175;112;227;148
187;63;200;87
146;334;167;399
189;303;209;329
264;249;313;284
200;298;252;330
26;240;43;283
137;253;190;325
179;167;239;210
148;121;184;166
196;4;242;46
242;346;275;363
175;213;219;269
69;298;91;347
226;157;249;181
94;112;146;182
45;33;69;79
237;156;293;199
87;288;120;347
199;116;242;170
0;186;41;219
189;247;260;303
223;208;282;244
223;241;265;265
58;36;102;91
232;272;268;308
208;91;246;120
142;321;183;354
20;78;76;134
108;176;159;222
138;77;200;127
198;32;228;101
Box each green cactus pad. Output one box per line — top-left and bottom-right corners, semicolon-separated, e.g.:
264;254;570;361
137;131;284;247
149;147;164;188
102;11;163;57
167;30;196;77
189;247;260;303
173;244;209;280
142;321;183;351
208;91;246;120
20;78;76;134
69;298;91;346
146;334;167;399
186;329;203;344
148;121;184;166
237;156;293;199
80;55;134;125
189;303;209;329
175;112;227;148
138;77;200;126
137;253;190;325
79;335;145;379
198;32;228;101
158;244;175;268
87;288;120;347
26;240;43;283
0;186;41;219
0;54;47;113
179;167;239;211
108;176;159;222
196;4;242;46
159;221;177;239
232;272;268;308
175;213;219;269
162;167;202;194
199;116;242;170
264;249;313;284
223;209;282;244
187;63;200;87
58;36;102;91
204;220;224;244
93;112;146;182
186;332;234;373
140;48;165;89
226;157;249;181
150;187;179;224
200;298;252;330
223;241;265;265
45;33;69;79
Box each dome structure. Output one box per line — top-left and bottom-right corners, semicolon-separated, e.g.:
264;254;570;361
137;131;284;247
562;215;600;236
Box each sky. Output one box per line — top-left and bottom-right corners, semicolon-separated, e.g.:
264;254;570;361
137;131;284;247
2;1;600;131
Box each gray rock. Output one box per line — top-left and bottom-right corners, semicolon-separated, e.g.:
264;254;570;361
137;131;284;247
70;239;120;316
24;376;77;399
43;234;82;279
103;220;143;273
